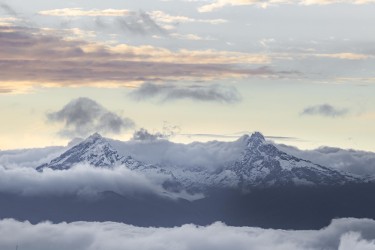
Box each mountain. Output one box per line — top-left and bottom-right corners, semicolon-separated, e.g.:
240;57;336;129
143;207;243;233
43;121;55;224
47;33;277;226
37;133;123;171
36;133;176;183
229;132;360;187
37;132;363;190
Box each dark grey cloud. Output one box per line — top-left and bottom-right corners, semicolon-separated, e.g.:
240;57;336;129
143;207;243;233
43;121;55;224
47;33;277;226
132;124;180;141
0;218;375;250
116;11;166;36
0;3;18;16
47;97;134;138
132;128;168;141
301;104;348;117
130;83;242;104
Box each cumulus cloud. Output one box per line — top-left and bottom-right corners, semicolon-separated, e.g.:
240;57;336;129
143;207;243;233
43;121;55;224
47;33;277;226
129;83;242;104
198;0;375;12
301;104;348;117
0;218;375;250
47;97;135;138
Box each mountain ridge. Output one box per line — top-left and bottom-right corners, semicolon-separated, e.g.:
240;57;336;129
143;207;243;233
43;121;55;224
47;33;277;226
37;132;365;190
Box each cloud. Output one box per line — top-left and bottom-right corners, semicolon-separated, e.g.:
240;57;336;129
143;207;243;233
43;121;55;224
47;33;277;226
116;11;167;36
148;10;227;25
315;53;370;60
0;146;65;169
132;125;180;141
198;0;375;12
275;144;375;176
47;97;135;138
0;218;375;250
0;164;168;197
110;135;248;170
39;8;131;17
39;8;227;25
0;3;18;17
129;83;242;104
0;24;282;93
301;104;348;117
132;128;167;141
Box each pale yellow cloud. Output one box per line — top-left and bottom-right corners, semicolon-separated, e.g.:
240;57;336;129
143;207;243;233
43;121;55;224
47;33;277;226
39;8;131;17
314;53;371;60
148;10;227;24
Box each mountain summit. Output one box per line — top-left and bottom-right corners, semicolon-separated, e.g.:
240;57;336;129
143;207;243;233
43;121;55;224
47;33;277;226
37;132;363;189
37;133;123;171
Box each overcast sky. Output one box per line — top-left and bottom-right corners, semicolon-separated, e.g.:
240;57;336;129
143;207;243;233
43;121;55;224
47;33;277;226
0;0;375;151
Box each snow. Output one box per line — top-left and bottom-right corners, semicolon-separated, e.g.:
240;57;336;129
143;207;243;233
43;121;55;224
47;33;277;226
38;132;365;191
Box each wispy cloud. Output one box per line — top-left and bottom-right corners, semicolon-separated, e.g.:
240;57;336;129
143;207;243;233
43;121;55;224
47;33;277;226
39;8;227;25
301;104;348;117
314;53;370;60
0;25;282;93
47;97;135;138
0;3;18;17
116;11;167;36
39;8;131;17
129;83;242;104
148;10;227;25
198;0;375;12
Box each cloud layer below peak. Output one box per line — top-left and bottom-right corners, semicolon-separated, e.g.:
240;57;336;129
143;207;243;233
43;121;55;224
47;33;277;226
0;218;375;250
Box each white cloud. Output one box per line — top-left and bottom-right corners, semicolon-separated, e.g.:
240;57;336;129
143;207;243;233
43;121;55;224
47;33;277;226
0;218;374;250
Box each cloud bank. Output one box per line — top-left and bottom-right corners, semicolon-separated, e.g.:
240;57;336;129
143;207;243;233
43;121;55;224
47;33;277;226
0;218;375;250
276;144;375;176
301;104;348;117
0;164;166;197
0;146;65;169
47;97;135;138
130;83;242;104
110;135;248;170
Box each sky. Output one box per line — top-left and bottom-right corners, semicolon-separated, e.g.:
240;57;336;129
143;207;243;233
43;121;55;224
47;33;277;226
0;0;375;151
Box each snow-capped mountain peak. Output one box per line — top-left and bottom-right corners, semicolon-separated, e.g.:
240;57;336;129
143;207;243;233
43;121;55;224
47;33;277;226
37;133;123;171
246;132;266;149
37;132;364;190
